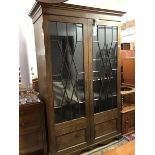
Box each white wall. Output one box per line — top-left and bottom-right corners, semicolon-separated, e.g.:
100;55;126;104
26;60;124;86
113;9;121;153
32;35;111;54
66;0;132;12
121;4;135;43
19;0;37;87
121;27;135;43
19;24;30;86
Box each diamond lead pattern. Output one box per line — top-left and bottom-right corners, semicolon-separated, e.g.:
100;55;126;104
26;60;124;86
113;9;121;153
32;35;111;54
49;22;85;123
93;25;118;113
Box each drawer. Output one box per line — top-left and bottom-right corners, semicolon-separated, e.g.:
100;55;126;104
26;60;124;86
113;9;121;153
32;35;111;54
19;129;43;153
19;119;42;133
19;110;43;123
121;110;135;134
19;103;42;118
20;104;43;123
19;103;47;155
19;103;44;133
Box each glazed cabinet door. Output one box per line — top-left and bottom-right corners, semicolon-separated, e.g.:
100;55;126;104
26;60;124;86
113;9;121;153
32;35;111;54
44;15;90;154
88;19;121;143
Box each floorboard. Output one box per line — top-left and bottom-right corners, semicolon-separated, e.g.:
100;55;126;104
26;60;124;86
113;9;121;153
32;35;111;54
102;140;135;155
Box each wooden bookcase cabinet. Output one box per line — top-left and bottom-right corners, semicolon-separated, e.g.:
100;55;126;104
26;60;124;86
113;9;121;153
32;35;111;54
29;2;125;155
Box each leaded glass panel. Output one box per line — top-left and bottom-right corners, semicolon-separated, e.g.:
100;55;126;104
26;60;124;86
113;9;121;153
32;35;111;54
48;22;85;123
92;25;118;113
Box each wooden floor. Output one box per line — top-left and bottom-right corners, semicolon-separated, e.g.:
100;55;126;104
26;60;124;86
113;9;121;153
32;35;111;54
103;140;135;155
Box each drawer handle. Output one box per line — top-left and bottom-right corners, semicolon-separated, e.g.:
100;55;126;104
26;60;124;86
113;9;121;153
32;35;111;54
125;120;128;124
20;123;26;127
19;111;25;115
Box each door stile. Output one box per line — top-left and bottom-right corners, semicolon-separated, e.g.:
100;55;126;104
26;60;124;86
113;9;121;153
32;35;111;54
87;19;95;142
83;21;91;143
116;23;122;133
42;15;57;155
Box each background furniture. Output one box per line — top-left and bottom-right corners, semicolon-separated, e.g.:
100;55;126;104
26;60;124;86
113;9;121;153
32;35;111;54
120;52;135;84
121;84;135;134
120;41;135;134
121;43;130;50
19;102;47;155
122;109;135;134
122;58;135;85
29;2;125;155
32;78;39;92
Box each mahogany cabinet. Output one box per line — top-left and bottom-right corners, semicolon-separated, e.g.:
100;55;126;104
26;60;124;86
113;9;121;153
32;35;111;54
29;2;125;155
19;102;47;155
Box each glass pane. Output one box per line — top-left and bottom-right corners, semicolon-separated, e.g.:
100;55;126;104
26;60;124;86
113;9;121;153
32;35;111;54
93;25;118;113
48;22;85;123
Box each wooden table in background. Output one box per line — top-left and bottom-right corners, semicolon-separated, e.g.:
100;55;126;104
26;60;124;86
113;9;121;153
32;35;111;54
103;140;135;155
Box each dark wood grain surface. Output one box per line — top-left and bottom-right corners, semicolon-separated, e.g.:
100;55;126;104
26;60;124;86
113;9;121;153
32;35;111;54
19;102;47;155
30;2;125;155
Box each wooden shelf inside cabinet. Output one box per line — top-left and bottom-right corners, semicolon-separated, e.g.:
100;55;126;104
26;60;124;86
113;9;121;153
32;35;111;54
93;76;115;82
19;102;47;155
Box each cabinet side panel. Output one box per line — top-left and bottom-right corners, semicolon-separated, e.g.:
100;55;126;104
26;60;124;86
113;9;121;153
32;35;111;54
33;16;47;99
123;58;135;85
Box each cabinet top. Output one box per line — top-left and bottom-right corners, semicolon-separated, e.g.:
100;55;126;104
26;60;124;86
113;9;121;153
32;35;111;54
19;102;43;108
29;2;125;20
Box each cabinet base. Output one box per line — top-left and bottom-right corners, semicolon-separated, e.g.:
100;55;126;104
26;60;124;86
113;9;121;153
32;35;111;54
49;133;122;155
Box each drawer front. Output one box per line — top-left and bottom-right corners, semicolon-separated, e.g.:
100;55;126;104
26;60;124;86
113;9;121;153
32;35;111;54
126;111;135;133
19;130;43;152
19;110;43;125
122;111;135;134
19;104;42;118
19;119;42;133
19;104;44;133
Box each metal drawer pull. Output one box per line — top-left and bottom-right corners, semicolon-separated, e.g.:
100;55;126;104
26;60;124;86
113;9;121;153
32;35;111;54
20;111;25;115
125;120;128;124
20;123;26;127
